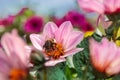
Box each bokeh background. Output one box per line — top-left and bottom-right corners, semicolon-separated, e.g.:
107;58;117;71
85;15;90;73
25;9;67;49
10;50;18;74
0;0;97;18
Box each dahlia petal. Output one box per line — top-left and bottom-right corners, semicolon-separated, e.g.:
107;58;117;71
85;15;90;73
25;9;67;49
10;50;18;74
55;21;73;43
89;38;108;71
1;33;14;56
1;30;29;66
12;32;29;65
0;74;8;80
115;0;120;10
43;22;58;39
104;0;116;12
97;39;111;65
61;48;83;58
89;38;119;73
64;31;84;51
78;0;104;14
25;46;33;54
8;52;26;68
0;49;10;75
106;66;120;76
30;34;44;50
44;58;66;66
0;59;10;75
106;56;120;75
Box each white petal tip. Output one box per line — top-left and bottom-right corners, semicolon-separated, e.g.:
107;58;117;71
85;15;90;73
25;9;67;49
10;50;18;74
44;58;66;66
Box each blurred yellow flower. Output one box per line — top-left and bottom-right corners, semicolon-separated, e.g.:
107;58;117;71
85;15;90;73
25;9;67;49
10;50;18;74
84;31;94;38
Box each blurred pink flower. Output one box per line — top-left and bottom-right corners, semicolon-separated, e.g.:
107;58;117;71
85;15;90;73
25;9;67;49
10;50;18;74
89;38;120;75
78;0;120;14
51;11;94;32
30;21;84;66
24;16;44;33
0;29;31;80
0;15;15;26
51;16;66;26
65;10;94;32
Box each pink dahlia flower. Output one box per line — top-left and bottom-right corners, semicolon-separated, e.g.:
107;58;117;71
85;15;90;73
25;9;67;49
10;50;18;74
0;29;31;80
78;0;120;14
30;21;84;66
89;38;120;75
24;16;44;33
0;15;15;26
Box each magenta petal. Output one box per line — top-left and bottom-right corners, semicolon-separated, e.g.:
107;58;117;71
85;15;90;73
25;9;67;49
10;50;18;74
43;22;58;39
44;58;66;66
30;34;45;50
78;0;104;14
55;21;73;43
24;16;43;33
64;31;84;51
61;48;83;58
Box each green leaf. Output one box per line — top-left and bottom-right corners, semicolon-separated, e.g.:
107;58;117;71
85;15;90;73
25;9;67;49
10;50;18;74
92;32;102;42
24;9;34;17
105;23;114;40
30;52;45;71
112;74;120;80
107;13;120;22
47;67;66;80
36;64;67;80
64;65;77;80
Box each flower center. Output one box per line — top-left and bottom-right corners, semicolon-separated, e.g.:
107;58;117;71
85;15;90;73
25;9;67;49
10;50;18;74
43;39;64;59
9;69;27;80
32;22;38;27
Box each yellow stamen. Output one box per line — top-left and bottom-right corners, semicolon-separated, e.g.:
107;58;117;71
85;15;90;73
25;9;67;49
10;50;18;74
9;69;27;80
43;39;64;59
46;43;64;59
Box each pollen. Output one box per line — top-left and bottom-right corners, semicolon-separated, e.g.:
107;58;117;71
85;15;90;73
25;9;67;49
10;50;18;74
9;69;27;80
43;39;64;59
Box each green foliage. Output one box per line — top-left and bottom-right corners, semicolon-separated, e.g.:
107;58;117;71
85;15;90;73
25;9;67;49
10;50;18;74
105;23;114;40
107;13;120;22
73;37;95;80
112;74;120;80
36;64;67;80
30;52;45;71
92;32;102;42
64;65;77;80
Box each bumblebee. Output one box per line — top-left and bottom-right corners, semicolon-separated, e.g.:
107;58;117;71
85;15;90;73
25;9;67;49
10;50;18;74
43;39;56;53
43;39;64;59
